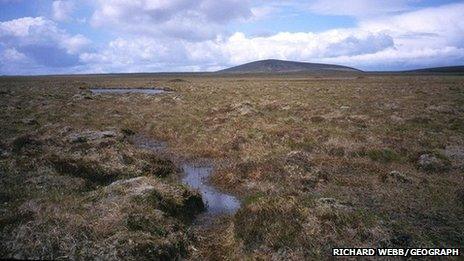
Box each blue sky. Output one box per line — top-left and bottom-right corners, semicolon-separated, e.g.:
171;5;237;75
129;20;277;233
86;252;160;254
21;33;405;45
0;0;463;75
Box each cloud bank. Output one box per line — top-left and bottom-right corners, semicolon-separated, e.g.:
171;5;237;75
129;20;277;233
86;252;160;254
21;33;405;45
91;0;252;41
0;16;90;74
0;0;463;74
52;0;74;22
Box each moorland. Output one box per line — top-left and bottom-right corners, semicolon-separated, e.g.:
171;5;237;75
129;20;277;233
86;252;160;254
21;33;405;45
0;72;463;259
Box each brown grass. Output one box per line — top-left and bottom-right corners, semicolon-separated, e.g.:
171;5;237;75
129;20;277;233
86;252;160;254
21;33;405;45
1;74;463;259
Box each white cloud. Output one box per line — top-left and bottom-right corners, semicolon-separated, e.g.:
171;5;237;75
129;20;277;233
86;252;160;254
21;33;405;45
1;47;28;62
1;1;463;74
0;47;34;74
308;0;413;17
0;16;90;54
52;0;74;22
0;17;90;71
215;31;394;65
62;34;91;54
317;46;464;70
250;6;276;20
86;2;464;72
90;0;252;41
359;3;464;47
0;16;49;38
76;30;394;72
217;2;464;69
79;37;191;72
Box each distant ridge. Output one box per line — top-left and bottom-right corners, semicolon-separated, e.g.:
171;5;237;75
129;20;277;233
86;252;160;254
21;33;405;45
406;66;464;73
217;59;362;74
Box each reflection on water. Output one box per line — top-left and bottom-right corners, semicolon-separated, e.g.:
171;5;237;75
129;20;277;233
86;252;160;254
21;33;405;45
90;88;166;95
130;132;240;216
182;164;240;215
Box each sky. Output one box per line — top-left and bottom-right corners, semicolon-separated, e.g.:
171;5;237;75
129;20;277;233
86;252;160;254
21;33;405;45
0;0;463;75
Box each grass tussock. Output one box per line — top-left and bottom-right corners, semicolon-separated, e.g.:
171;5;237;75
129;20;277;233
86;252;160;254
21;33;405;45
0;126;204;259
49;155;122;185
233;195;389;259
1;74;464;259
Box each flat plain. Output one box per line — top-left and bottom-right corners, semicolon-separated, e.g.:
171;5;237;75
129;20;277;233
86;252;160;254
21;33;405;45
1;73;463;259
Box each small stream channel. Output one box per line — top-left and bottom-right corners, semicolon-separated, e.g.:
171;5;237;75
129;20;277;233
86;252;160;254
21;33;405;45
182;164;240;215
129;133;241;216
95;87;241;216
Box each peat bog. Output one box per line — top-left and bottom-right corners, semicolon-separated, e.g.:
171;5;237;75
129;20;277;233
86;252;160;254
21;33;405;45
90;88;168;95
1;74;463;259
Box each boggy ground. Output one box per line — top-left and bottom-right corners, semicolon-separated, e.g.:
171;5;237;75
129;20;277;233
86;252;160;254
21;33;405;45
0;74;463;259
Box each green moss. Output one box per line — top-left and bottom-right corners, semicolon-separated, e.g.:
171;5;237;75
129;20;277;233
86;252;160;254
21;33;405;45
234;197;304;251
243;192;265;205
288;137;316;152
449;118;464;132
367;148;402;163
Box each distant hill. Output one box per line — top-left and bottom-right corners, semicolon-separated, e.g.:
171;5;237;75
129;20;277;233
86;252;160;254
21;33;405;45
217;59;362;74
406;66;464;73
